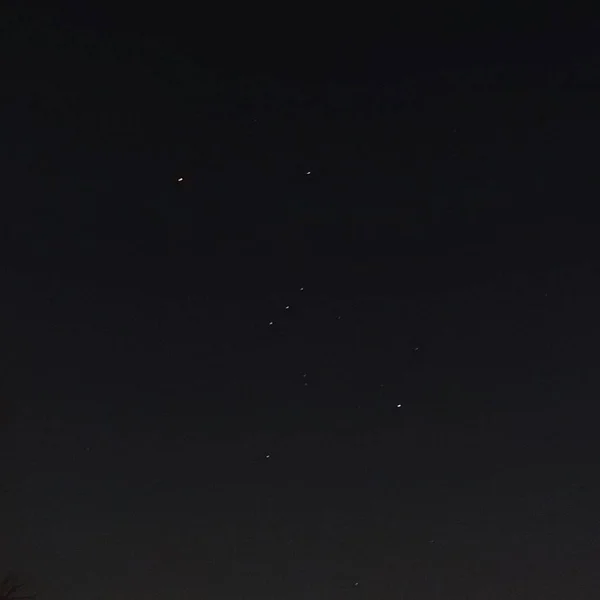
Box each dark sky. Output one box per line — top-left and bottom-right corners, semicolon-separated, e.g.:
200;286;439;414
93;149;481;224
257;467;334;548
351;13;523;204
2;5;600;599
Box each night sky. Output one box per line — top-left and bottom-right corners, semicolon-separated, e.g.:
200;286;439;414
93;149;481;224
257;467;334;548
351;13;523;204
2;6;600;599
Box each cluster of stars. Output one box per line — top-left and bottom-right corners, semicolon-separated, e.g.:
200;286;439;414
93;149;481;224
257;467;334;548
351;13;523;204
174;170;415;473
258;283;412;462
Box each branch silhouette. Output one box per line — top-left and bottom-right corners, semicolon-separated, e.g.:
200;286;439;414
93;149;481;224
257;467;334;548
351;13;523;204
1;575;36;600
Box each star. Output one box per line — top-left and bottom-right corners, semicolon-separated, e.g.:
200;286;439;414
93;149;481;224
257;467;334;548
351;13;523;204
269;321;274;326
306;171;311;175
265;454;271;459
397;404;402;408
177;177;184;182
285;305;290;310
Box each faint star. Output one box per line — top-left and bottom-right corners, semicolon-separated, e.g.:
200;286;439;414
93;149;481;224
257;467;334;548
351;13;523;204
177;177;184;182
265;454;271;459
269;321;274;326
306;171;311;175
285;305;290;309
300;287;304;291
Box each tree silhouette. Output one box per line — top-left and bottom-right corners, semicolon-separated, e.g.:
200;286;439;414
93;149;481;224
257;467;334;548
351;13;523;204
0;574;36;600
